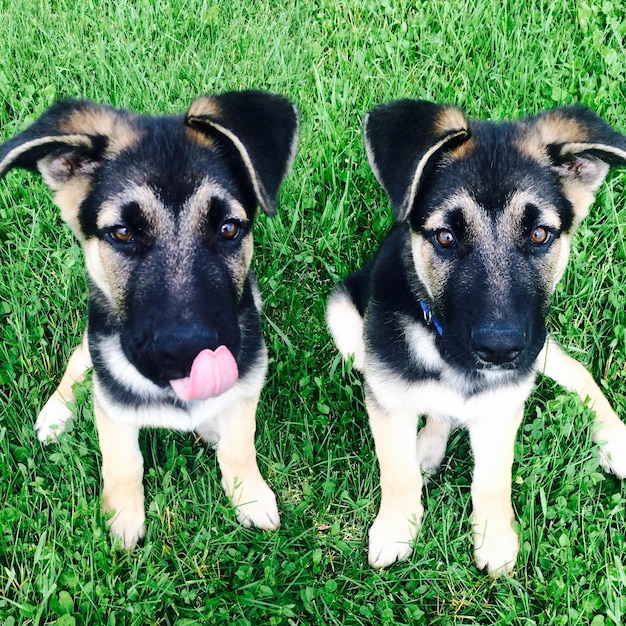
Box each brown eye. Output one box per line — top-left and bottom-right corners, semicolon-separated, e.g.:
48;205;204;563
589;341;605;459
109;226;134;243
435;229;455;248
530;226;550;246
219;219;242;241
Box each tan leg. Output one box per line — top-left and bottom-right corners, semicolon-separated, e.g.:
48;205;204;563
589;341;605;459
36;332;92;442
367;392;422;568
416;416;451;477
469;406;523;576
540;337;626;478
94;393;145;549
202;394;279;530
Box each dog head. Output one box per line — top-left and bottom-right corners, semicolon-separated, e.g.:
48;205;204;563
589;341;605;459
365;100;626;374
0;91;298;400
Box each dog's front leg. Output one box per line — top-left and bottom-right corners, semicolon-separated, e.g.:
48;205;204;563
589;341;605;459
94;394;145;549
210;394;279;531
367;392;422;568
36;333;92;442
541;338;626;478
469;407;523;576
416;416;451;477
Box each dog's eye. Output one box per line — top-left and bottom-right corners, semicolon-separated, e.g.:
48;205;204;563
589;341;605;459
219;219;242;241
108;226;135;243
529;226;551;246
434;229;456;248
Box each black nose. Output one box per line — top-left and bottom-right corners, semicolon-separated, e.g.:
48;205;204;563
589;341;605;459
152;326;220;377
470;323;526;365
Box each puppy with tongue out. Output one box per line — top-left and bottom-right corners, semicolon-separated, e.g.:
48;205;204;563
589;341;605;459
0;90;299;549
170;346;239;402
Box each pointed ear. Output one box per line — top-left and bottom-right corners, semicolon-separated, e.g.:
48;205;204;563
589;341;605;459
185;90;299;215
0;99;138;189
364;100;470;222
521;106;626;224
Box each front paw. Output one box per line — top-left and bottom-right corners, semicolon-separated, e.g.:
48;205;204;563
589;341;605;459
368;504;423;569
102;491;146;549
596;424;626;479
35;393;73;443
226;477;280;531
473;518;518;577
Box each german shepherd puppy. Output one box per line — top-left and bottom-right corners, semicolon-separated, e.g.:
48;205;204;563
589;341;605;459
0;91;298;548
327;100;626;576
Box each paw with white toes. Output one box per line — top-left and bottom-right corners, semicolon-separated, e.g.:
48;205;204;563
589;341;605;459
102;489;146;550
596;423;626;479
107;508;146;550
226;477;280;531
35;392;74;443
368;504;423;569
473;518;518;577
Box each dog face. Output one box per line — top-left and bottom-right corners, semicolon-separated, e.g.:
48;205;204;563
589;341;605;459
365;102;626;375
0;92;298;397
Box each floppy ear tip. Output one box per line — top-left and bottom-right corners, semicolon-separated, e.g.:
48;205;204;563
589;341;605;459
261;200;277;216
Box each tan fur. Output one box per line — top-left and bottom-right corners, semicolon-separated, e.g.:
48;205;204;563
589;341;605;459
186;95;223;120
516;114;588;164
558;181;599;227
366;393;423;568
415;417;451;476
410;232;448;302
434;107;473;161
540;338;626;478
469;405;524;575
31;111;139;239
35;334;91;442
61;107;140;157
96;184;167;232
94;393;146;549
86;179;254;312
225;235;254;296
185;125;217;148
434;106;469;135
417;189;569;309
81;238;117;306
204;393;280;530
515;115;601;226
447;137;475;161
52;180;94;241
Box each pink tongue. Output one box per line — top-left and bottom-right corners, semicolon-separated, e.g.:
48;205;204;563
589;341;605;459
169;346;239;401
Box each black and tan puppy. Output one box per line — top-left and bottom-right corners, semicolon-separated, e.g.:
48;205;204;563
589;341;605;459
0;91;298;548
327;100;626;575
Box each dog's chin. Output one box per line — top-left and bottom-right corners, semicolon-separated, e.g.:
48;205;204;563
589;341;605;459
471;352;539;381
446;351;535;384
474;359;519;372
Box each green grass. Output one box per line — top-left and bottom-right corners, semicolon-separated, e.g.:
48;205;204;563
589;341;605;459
1;0;626;623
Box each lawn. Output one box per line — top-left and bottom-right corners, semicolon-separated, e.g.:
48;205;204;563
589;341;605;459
1;0;625;624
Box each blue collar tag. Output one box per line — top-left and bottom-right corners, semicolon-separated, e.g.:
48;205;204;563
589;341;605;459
419;300;443;336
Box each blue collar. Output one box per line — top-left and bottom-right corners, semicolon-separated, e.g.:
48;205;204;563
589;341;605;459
419;300;443;336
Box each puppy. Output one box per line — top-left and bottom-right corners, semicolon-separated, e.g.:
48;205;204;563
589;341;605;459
0;91;298;548
327;100;626;575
